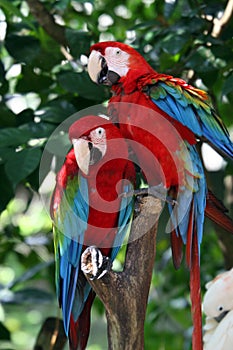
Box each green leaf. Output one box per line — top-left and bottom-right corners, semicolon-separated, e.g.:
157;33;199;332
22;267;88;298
0;128;31;147
5;34;40;64
33;48;62;71
161;32;190;55
0;105;16;127
186;47;216;73
0;322;11;341
0;165;14;213
222;72;233;96
0;60;5;83
0;0;35;30
57;71;110;101
16;109;34;126
0;147;15;164
66;29;92;56
45;132;70;157
17;66;53;93
199;70;219;89
54;0;70;10
38;99;76;123
19;122;56;138
5;147;42;188
164;0;178;18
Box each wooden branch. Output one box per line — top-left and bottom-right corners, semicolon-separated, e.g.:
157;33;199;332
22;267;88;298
26;0;67;46
212;0;233;37
33;317;67;350
87;197;162;350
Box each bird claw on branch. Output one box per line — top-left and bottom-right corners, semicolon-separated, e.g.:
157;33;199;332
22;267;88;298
120;184;178;206
81;246;112;280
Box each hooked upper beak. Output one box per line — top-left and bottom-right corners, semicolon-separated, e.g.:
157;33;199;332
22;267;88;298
88;50;120;86
72;138;91;175
72;138;103;175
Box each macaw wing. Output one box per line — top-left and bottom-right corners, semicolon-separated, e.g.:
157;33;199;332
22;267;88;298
111;182;134;261
149;79;233;159
167;143;206;268
70;179;134;326
52;171;89;334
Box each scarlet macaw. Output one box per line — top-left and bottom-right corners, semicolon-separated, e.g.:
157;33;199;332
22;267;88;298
50;115;135;350
87;41;233;349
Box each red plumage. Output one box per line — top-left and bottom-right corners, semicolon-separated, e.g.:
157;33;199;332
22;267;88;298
88;42;233;350
51;116;135;349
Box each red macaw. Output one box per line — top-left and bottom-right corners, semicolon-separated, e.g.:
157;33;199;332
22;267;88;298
87;41;233;349
50;115;135;350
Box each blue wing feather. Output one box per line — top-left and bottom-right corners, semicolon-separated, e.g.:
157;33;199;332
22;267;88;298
53;174;134;333
150;81;233;159
53;173;89;334
111;183;134;261
72;182;134;320
167;144;206;250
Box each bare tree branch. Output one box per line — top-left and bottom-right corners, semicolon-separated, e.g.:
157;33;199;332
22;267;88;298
26;0;67;46
34;317;67;350
212;0;233;37
86;197;162;349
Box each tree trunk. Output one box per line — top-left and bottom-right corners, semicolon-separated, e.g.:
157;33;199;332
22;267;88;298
87;197;162;349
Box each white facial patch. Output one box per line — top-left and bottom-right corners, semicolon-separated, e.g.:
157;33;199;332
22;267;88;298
90;127;107;158
105;47;130;77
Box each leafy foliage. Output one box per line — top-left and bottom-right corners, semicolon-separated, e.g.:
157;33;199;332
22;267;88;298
0;0;232;349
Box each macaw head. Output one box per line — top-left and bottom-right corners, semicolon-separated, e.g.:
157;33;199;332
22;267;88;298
88;41;154;87
69;115;128;176
203;268;233;322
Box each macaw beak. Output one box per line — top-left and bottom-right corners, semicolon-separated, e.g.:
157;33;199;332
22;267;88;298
72;138;104;175
72;138;91;175
88;50;120;86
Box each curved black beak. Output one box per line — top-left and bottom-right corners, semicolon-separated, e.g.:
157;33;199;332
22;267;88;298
88;142;103;165
88;51;120;86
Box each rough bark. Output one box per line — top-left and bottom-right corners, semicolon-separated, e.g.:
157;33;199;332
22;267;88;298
26;0;67;46
87;197;162;350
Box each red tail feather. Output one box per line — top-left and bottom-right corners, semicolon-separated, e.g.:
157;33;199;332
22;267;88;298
190;230;203;350
205;189;233;233
69;291;96;350
185;200;194;269
170;230;183;269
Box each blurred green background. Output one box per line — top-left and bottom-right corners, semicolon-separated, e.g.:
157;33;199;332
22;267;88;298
0;0;233;349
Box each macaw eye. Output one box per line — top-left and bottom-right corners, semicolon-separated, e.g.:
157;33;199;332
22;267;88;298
95;127;105;138
116;49;121;55
218;305;223;312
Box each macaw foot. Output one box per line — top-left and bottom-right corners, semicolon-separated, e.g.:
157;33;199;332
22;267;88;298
81;246;112;280
120;184;177;206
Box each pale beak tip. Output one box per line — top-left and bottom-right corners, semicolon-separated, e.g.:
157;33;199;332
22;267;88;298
72;138;90;175
87;50;102;83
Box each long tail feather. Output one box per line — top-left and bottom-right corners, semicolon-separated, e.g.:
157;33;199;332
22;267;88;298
185;200;194;269
170;230;183;269
190;229;203;350
205;189;233;233
69;291;96;350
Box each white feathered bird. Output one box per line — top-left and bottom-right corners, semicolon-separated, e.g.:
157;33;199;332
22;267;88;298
203;268;233;349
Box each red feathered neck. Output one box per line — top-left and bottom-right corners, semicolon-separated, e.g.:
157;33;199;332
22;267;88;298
112;71;169;96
